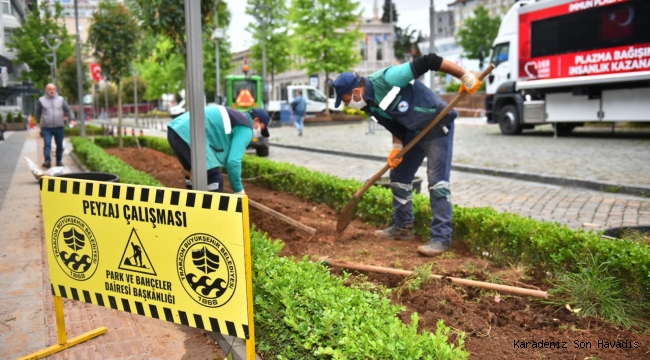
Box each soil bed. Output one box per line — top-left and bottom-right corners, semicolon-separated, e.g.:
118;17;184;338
106;147;650;359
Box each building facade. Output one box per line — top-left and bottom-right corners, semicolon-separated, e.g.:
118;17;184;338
231;1;397;101
447;0;517;31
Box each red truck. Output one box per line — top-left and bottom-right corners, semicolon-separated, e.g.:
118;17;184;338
485;0;650;134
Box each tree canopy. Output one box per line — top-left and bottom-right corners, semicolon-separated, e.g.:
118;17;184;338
8;1;74;89
456;5;501;61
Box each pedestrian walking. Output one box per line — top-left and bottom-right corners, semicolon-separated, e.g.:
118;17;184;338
34;83;75;168
333;53;481;256
167;105;271;194
291;90;306;136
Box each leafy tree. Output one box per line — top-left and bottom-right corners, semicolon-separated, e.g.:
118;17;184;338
456;5;501;60
94;82;119;108
246;0;292;98
88;1;139;149
121;75;147;104
394;25;423;62
57;56;91;105
127;0;233;100
380;0;398;24
128;0;222;60
289;0;362;114
137;39;186;100
8;1;74;89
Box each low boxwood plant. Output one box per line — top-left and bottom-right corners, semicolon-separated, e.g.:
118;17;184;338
73;136;469;359
88;136;650;309
64;123;104;137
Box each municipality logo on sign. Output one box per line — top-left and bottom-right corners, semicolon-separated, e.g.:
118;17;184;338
51;215;99;281
177;233;237;308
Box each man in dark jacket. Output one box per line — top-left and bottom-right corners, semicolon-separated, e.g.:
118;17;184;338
34;83;75;168
333;54;481;256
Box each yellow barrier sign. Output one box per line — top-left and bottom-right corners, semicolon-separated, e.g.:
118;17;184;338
40;176;253;340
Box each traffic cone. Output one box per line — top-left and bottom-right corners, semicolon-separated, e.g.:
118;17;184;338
29;115;35;129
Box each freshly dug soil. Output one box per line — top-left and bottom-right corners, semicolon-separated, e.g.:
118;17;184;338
106;147;650;359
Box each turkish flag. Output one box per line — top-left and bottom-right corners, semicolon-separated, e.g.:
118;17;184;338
89;63;104;83
600;6;634;41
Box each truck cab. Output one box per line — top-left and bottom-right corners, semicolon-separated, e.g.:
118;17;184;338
485;0;650;135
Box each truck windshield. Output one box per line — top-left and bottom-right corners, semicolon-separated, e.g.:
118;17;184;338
307;89;326;102
531;1;650;58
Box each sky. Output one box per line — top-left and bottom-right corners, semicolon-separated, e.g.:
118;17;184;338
227;0;453;53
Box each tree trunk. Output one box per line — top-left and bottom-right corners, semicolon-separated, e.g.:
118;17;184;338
325;71;330;116
118;80;123;150
271;73;275;101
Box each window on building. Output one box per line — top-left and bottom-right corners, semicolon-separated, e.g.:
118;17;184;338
4;29;13;47
2;0;11;15
376;44;383;61
360;40;367;61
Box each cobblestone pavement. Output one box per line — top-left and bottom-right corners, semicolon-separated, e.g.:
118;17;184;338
258;146;650;232
269;118;650;187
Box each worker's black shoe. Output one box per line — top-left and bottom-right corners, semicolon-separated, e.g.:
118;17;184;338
56;161;63;167
374;224;414;240
42;162;51;168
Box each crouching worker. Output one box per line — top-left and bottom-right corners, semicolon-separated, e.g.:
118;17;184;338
333;53;481;256
167;106;271;194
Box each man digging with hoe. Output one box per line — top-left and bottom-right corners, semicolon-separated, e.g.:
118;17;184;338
333;53;482;256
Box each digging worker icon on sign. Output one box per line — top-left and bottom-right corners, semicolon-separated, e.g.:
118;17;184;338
130;242;142;267
119;228;157;276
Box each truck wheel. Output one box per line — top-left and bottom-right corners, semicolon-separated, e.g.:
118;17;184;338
256;145;269;157
498;105;522;135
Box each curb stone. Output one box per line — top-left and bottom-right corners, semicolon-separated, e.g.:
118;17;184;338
269;143;650;198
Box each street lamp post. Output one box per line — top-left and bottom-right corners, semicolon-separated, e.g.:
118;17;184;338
253;4;271;110
44;53;55;83
212;2;224;104
73;0;85;137
44;34;61;88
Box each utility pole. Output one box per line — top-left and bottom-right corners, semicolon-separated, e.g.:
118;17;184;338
74;0;85;137
429;0;436;92
212;2;224;104
253;4;271;110
184;0;208;190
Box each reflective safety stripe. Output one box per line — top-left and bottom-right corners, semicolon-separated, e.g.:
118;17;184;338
391;182;413;205
429;181;451;199
378;80;415;111
216;105;232;134
207;182;221;191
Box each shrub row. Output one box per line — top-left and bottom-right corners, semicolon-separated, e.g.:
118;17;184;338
69;137;161;187
88;136;650;305
239;152;650;306
74;136;469;359
64;124;104;137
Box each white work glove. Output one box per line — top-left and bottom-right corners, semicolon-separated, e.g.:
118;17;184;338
234;190;246;195
459;71;482;94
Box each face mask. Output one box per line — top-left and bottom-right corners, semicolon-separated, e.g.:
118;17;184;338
253;125;262;138
348;92;367;110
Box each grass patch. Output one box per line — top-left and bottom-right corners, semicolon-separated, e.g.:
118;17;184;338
545;255;647;330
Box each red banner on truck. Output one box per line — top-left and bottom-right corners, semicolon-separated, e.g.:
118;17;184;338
519;0;650;81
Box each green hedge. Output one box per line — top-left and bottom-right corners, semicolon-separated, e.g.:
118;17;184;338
87;136;650;305
73;136;469;359
64;124;104;137
70;137;162;186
